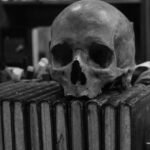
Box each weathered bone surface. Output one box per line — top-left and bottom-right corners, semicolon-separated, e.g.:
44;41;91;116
49;0;135;98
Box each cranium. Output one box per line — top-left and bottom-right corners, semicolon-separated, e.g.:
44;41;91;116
49;0;135;98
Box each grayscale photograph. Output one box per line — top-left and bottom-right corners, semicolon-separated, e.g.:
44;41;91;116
0;0;150;150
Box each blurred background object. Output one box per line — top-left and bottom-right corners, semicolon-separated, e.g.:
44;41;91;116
32;26;51;69
34;57;51;80
0;0;150;82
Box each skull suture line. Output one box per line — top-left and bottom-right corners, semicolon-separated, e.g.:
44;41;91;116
49;0;135;98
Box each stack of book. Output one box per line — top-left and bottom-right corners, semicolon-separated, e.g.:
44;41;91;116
0;80;149;150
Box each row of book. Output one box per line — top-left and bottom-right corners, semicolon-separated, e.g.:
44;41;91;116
0;80;150;150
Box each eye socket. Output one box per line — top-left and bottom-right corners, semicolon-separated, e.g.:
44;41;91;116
89;43;114;68
51;43;73;67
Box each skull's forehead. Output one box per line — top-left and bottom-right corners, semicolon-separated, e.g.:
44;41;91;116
51;0;129;47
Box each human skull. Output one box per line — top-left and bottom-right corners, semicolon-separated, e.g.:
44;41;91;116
49;0;135;98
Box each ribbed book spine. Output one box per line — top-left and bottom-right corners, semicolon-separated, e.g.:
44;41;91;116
119;85;150;150
30;103;40;150
86;101;101;150
14;102;26;150
104;105;116;150
55;101;68;150
119;105;131;150
70;100;83;150
2;101;13;150
40;102;53;150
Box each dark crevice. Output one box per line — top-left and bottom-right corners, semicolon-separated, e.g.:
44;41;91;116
10;102;16;150
131;66;148;85
23;103;31;150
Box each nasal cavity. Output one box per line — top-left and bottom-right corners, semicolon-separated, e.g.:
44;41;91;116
71;60;86;85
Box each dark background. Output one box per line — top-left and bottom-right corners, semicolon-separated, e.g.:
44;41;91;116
0;0;149;68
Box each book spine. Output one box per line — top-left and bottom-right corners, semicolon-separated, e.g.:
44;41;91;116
2;101;13;150
14;102;26;150
30;103;40;150
40;102;53;150
86;101;101;150
55;102;68;150
119;105;131;150
104;106;116;150
70;100;83;150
